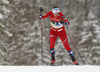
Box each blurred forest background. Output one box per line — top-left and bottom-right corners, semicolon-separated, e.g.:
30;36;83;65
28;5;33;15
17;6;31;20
0;0;100;66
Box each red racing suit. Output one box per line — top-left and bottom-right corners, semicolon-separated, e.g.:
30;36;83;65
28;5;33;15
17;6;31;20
42;11;71;51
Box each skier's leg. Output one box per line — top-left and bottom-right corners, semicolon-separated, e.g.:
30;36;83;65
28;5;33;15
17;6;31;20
50;29;57;64
57;27;79;65
68;50;79;65
57;27;71;51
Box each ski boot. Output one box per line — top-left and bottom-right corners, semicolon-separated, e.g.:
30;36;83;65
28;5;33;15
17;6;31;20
50;48;55;65
50;56;55;65
73;60;79;65
71;56;79;65
68;50;79;65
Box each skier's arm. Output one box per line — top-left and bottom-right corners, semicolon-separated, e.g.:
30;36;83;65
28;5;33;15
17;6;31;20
42;12;51;19
59;12;69;25
39;7;51;19
39;11;51;19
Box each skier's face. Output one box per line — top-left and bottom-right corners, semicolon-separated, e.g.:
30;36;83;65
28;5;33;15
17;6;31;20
52;8;60;14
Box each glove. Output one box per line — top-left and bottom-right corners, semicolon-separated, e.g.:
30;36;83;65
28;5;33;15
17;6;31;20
39;13;42;19
39;7;43;12
39;7;43;19
65;21;69;25
60;20;64;24
60;20;69;25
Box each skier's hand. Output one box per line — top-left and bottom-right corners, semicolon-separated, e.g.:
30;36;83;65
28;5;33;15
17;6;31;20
60;20;69;25
39;13;42;19
65;21;69;25
60;20;64;24
39;7;43;12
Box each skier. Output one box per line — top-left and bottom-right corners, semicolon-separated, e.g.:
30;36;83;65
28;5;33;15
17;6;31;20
39;6;79;65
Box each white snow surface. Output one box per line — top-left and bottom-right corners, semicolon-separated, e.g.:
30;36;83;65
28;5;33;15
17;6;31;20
0;66;100;72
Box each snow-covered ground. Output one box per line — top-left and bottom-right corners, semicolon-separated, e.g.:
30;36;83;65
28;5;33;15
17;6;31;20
0;66;100;72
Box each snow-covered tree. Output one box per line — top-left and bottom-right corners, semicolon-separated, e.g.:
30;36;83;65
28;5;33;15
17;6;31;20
0;0;38;65
79;10;100;65
0;0;100;66
0;0;11;65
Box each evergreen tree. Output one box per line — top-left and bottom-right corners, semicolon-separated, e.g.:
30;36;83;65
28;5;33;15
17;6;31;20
0;0;11;65
79;11;100;65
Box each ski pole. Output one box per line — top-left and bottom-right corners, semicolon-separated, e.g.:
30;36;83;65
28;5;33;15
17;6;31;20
40;13;43;65
39;7;43;65
40;0;44;65
66;26;85;65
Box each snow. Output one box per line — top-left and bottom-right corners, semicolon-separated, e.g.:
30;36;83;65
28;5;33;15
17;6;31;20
88;10;95;19
2;6;10;13
0;14;3;19
79;31;92;44
0;23;5;28
4;30;13;37
1;0;9;4
91;46;100;51
0;66;100;72
36;0;41;3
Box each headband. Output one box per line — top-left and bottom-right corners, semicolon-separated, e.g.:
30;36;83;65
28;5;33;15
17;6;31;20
52;8;60;14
